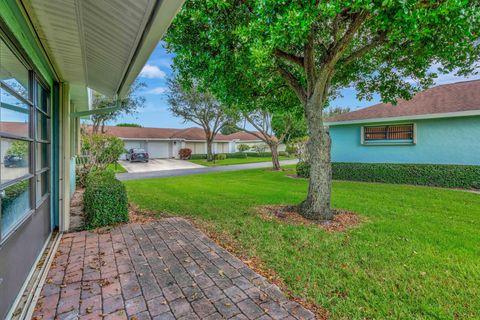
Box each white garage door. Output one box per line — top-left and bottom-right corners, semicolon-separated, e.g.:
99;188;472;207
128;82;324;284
147;141;171;158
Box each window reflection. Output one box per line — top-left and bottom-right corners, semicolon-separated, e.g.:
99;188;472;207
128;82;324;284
36;113;49;141
1;179;31;236
1;138;29;184
36;143;49;171
0;39;29;99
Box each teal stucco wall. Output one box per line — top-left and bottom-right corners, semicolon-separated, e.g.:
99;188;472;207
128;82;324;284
329;116;480;165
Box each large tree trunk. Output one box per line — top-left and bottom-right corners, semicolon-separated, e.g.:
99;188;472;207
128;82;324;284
206;139;214;162
301;103;333;221
268;143;281;171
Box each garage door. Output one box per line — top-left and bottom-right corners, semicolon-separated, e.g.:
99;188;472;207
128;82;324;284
147;141;171;158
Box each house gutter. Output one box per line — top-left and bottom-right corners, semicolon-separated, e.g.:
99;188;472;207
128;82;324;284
325;110;480;126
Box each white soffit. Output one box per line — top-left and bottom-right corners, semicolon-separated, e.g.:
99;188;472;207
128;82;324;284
22;0;184;111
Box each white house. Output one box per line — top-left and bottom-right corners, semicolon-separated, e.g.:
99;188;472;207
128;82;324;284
95;125;286;158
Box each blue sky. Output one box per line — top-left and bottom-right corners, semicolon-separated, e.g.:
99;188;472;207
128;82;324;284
110;42;480;129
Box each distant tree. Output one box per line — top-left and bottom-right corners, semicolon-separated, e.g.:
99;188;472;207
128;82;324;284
167;77;231;161
324;107;351;118
272;111;307;144
235;110;293;170
116;123;142;127
237;144;250;152
220;124;240;135
91;80;146;134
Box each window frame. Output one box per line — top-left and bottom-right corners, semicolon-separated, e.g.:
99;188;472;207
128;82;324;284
0;31;51;242
361;123;417;146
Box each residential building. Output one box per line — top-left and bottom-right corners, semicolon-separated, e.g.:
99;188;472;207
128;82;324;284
93;125;286;158
326;80;480;165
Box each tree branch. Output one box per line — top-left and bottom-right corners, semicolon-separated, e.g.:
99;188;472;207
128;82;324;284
304;29;316;96
326;10;369;66
273;48;304;67
341;31;387;65
276;65;307;105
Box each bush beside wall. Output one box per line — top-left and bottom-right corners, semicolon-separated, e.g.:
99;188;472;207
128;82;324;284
226;152;248;159
84;171;129;229
296;162;480;189
190;154;207;160
245;152;272;157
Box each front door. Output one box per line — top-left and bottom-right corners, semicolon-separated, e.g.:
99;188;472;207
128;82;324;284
0;33;52;319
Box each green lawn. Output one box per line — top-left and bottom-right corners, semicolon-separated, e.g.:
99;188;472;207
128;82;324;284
189;156;293;167
124;169;480;319
106;162;127;173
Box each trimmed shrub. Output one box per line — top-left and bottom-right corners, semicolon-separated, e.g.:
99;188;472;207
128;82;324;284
190;153;207;160
83;170;129;229
226;152;248;159
215;153;227;160
296;161;311;178
279;151;289;157
246;152;272;157
296;162;480;189
238;144;250;152
178;148;192;160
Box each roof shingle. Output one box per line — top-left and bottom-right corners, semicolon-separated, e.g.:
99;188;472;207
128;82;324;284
327;80;480;123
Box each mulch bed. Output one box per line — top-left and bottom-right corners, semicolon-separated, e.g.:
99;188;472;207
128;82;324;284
257;205;361;232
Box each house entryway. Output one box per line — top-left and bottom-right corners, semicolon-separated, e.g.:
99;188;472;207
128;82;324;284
32;218;315;319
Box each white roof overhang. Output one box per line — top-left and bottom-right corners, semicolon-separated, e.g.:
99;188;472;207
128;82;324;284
21;0;184;111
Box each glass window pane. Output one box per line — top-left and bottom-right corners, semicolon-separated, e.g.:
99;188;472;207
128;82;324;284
0;39;29;99
36;143;49;171
36;170;49;202
2;138;29;184
36;113;49;141
1;179;31;237
37;83;49;113
0;88;29;137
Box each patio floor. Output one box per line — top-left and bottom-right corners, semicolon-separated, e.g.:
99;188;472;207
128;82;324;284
32;218;314;320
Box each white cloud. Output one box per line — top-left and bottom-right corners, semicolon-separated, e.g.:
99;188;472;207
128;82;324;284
147;86;168;95
139;64;166;79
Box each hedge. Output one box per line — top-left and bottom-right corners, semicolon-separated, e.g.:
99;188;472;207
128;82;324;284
215;153;227;160
83;170;129;229
190;154;207;160
245;152;272;157
226;152;248;159
296;162;480;189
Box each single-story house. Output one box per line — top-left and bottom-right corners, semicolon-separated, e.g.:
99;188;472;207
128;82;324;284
96;125;286;158
0;0;184;318
325;80;480;165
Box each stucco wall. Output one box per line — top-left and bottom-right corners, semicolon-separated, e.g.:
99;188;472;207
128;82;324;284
185;142;206;154
329;116;480;165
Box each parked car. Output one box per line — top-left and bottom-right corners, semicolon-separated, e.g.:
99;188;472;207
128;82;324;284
4;154;28;167
127;148;149;163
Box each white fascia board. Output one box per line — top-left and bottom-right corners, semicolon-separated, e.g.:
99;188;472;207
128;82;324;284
325;110;480;126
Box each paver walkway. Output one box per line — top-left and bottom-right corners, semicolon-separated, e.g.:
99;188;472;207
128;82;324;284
116;160;298;181
33;218;314;320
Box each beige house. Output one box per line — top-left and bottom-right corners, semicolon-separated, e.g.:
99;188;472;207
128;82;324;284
96;125;285;158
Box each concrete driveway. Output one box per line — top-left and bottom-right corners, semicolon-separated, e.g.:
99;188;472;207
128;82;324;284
119;159;204;173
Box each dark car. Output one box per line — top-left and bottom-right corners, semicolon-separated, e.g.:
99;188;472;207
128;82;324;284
4;154;28;167
127;148;149;163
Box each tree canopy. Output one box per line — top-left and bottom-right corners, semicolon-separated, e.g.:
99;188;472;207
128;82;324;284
91;80;146;133
165;0;480;220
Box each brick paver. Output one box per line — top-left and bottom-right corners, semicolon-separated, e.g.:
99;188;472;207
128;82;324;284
33;218;315;320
